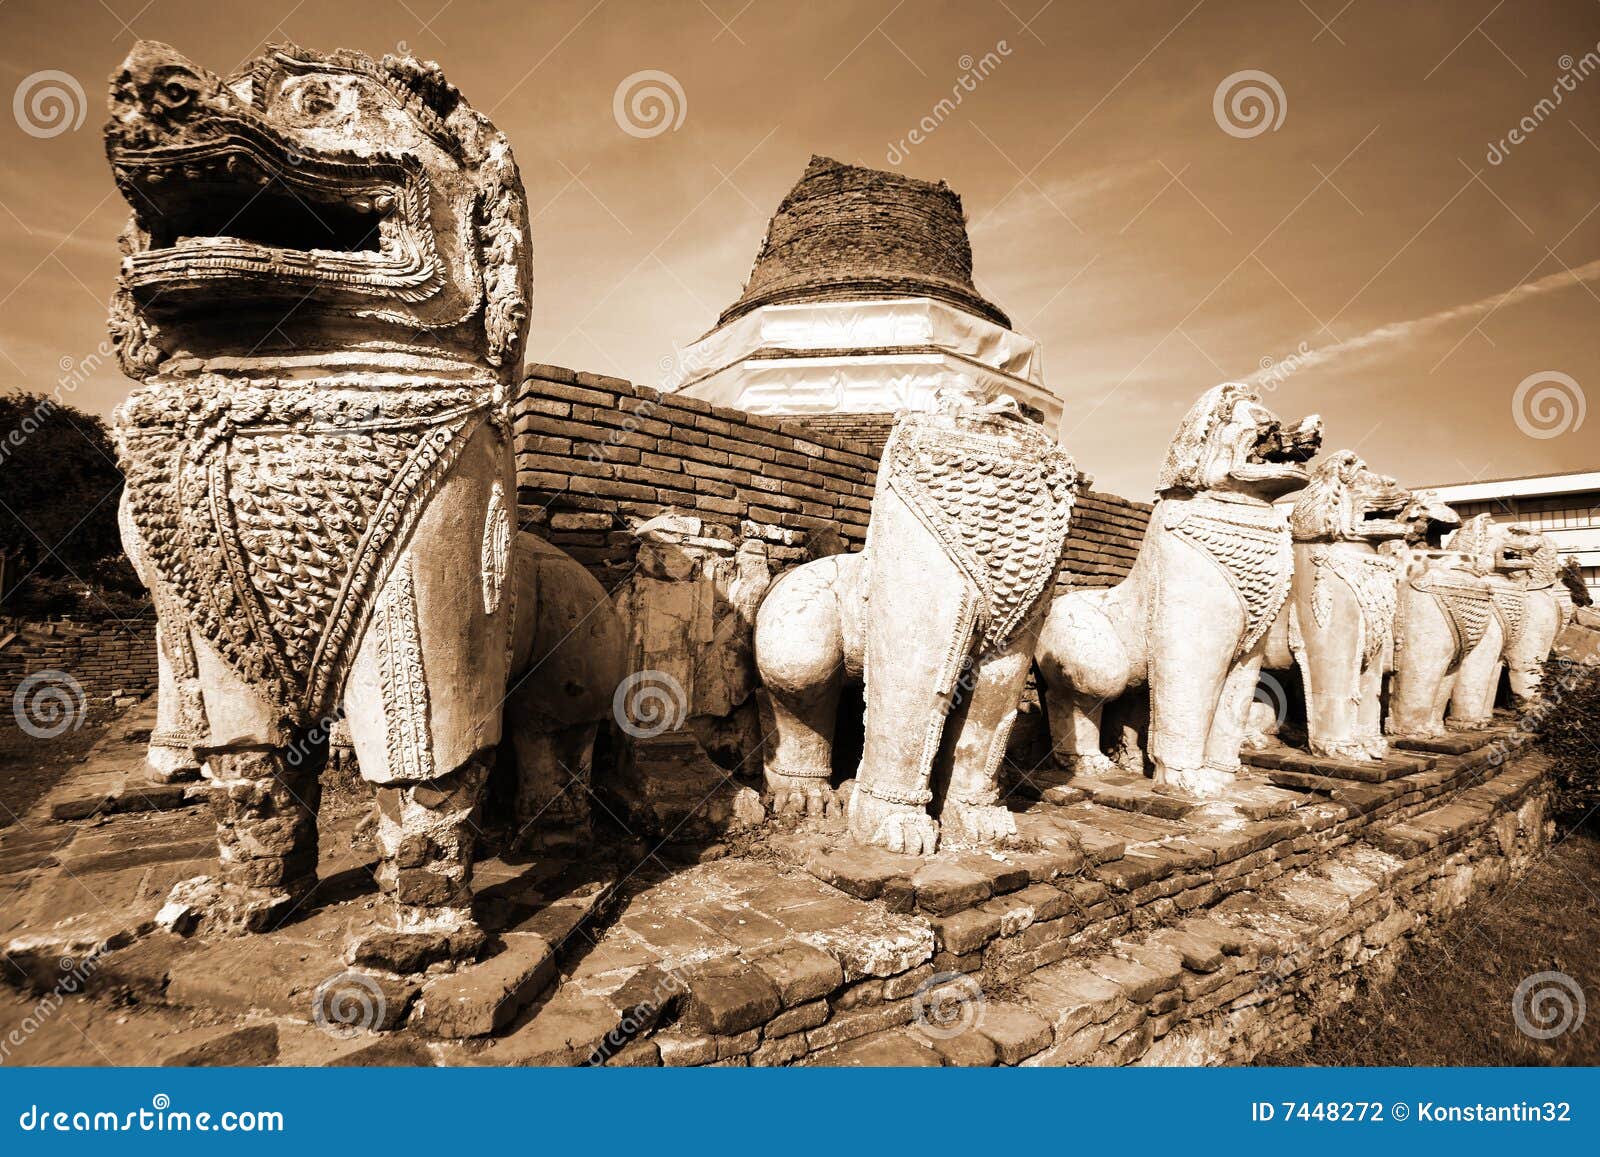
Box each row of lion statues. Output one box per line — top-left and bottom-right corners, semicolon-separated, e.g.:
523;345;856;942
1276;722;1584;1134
102;41;1575;958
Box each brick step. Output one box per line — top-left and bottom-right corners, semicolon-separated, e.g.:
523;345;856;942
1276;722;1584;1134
1242;745;1434;783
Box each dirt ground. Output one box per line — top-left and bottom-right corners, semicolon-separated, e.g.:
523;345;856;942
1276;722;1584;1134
1262;826;1600;1066
0;718;110;828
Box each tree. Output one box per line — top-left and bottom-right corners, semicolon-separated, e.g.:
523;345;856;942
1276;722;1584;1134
0;391;142;617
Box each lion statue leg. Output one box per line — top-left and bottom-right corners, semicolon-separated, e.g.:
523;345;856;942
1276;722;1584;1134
1035;594;1130;778
1147;539;1244;796
753;556;857;818
937;611;1040;844
1447;614;1503;730
847;487;959;856
1205;652;1266;776
502;533;626;852
339;424;513;954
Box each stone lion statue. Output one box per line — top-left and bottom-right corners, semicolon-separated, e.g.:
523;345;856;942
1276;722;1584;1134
1382;497;1504;742
1447;516;1565;722
1252;451;1410;761
754;394;1078;854
106;41;621;951
1035;382;1321;797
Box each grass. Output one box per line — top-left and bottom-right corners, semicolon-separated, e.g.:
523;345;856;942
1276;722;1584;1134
1261;827;1600;1065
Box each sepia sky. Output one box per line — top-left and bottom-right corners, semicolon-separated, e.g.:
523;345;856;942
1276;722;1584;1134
1;0;1597;498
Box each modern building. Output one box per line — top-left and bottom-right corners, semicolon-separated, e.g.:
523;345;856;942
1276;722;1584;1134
1422;469;1600;602
664;155;1065;447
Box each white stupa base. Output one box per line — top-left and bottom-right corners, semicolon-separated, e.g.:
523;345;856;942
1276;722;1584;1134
665;298;1064;435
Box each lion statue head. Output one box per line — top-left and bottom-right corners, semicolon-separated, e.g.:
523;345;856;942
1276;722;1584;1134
1287;449;1413;543
1451;515;1555;585
1155;382;1322;501
105;40;529;383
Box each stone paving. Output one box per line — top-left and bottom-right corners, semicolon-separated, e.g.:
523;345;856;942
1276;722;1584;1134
0;696;1554;1066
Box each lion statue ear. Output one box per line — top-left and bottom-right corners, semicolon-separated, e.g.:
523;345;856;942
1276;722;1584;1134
475;131;531;374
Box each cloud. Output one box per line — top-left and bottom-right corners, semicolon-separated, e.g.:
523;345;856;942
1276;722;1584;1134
1248;256;1600;385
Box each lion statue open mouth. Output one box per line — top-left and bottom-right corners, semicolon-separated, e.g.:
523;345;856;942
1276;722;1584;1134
105;40;525;372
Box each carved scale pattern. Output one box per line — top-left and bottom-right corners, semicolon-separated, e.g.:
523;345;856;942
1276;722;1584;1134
1491;588;1526;648
1320;550;1400;668
117;378;490;721
1414;575;1493;663
883;414;1077;651
1166;496;1292;658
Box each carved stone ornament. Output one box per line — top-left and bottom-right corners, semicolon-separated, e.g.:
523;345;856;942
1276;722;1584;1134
105;39;533;946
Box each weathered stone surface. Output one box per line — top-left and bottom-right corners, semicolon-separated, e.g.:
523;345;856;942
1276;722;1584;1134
496;992;622;1066
807;1028;940;1067
679;957;783;1035
159;1023;279;1067
918;1025;998;1066
1022;964;1125;1037
414;934;556;1039
748;941;843;1006
764;999;830;1038
975;1003;1054;1064
803;845;908;900
930;906;1003;955
912;861;993;914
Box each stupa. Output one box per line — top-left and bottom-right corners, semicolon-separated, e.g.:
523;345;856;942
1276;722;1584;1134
664;156;1064;442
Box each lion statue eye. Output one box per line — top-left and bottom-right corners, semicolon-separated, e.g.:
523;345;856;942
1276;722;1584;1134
152;69;200;113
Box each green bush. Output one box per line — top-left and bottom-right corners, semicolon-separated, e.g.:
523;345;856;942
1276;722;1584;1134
1532;657;1600;831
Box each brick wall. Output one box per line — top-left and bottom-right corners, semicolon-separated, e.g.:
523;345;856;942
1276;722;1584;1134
1064;490;1152;589
514;365;879;590
783;412;898;458
514;365;1155;591
0;616;158;715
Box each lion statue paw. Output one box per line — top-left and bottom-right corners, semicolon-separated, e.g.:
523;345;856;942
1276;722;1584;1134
1066;751;1119;778
848;786;939;855
1157;764;1237;798
941;800;1017;845
766;772;840;818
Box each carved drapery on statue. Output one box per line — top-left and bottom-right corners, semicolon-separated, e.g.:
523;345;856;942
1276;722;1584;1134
1409;571;1493;664
1163;494;1292;659
119;377;493;723
879;411;1077;653
1303;548;1400;668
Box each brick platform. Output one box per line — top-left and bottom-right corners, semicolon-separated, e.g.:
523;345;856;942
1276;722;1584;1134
0;711;1552;1066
